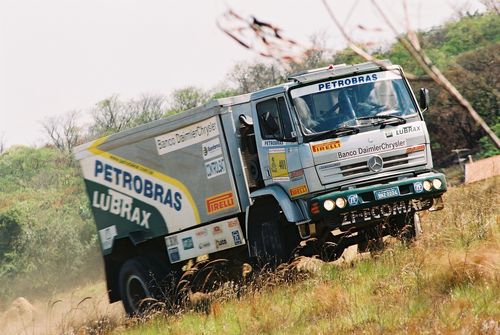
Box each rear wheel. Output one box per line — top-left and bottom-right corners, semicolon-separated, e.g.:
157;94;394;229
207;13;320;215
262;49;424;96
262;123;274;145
119;257;173;316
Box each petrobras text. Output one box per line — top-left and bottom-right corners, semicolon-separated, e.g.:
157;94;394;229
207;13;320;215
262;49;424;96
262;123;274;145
81;154;199;232
290;71;402;98
94;159;182;211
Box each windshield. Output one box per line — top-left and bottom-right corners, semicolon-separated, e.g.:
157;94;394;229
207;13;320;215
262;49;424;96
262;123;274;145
290;70;418;135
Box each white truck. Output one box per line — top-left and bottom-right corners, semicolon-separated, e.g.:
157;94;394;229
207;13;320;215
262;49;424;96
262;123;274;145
75;60;447;314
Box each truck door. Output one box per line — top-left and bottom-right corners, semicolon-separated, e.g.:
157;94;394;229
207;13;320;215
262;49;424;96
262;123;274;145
252;95;308;199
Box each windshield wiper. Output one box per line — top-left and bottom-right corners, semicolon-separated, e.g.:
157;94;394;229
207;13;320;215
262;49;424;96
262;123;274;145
356;114;406;126
305;126;360;142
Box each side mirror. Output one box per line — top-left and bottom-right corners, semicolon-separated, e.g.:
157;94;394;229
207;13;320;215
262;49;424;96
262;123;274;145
239;114;253;127
419;88;430;112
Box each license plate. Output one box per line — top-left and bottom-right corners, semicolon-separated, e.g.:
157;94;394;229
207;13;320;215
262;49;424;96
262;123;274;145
374;187;400;200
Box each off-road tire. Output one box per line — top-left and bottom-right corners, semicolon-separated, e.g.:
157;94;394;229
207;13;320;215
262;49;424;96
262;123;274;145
247;200;300;268
398;212;422;243
119;257;169;316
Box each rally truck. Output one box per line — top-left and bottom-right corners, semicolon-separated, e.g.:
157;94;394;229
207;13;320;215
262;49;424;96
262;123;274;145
74;60;446;314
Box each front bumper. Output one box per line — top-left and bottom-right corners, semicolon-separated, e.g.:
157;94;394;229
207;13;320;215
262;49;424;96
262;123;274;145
309;172;447;226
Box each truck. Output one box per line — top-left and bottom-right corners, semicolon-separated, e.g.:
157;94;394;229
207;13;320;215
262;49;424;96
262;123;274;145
74;60;447;314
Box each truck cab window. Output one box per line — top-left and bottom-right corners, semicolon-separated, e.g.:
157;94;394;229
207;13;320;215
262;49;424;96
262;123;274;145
256;97;294;140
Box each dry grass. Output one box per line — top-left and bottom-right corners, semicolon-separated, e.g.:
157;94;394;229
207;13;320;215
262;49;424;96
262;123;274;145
111;176;498;335
3;176;497;334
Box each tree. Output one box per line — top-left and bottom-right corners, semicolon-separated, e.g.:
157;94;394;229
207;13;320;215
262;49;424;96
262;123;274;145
167;87;209;114
41;111;82;153
228;61;285;94
90;95;134;136
129;94;168;126
321;0;499;149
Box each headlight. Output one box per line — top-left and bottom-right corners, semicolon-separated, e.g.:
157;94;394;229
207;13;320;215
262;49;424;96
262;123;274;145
432;178;442;190
423;180;432;191
335;197;347;209
324;199;335;211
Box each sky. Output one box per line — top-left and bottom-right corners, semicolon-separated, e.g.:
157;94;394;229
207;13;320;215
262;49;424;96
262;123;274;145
0;0;486;147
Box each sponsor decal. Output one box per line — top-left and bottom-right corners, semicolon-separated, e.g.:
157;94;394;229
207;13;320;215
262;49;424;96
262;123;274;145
82;140;200;232
340;199;432;225
232;231;242;245
311;140;341;153
155;117;219;155
195;228;208;237
289;169;304;178
385;124;422;139
290;71;401;98
92;189;151;229
206;191;236;215
413;181;424;193
165;235;178;247
395;124;421;136
406;144;426;154
164;217;245;263
227;218;239;228
182;237;194;250
212;225;223;235
262;139;288;147
93;159;182;211
337;140;406;159
347;194;359;206
215;238;228;250
168;247;180;263
318;162;341;170
98;225;117;250
202;138;222;160
268;148;289;181
205;156;226;179
289;184;308;197
198;241;211;250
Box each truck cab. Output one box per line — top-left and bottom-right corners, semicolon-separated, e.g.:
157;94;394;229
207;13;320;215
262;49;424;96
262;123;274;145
243;60;446;261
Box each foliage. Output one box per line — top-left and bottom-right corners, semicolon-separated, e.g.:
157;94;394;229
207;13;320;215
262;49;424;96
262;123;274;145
0;146;101;307
166;86;209;115
478;124;500;158
228;61;286;94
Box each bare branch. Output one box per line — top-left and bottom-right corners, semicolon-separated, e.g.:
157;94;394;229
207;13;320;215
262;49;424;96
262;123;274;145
41;111;82;153
371;0;500;148
217;9;313;67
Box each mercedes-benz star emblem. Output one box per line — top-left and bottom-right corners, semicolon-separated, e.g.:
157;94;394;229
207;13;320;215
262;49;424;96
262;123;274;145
367;155;383;172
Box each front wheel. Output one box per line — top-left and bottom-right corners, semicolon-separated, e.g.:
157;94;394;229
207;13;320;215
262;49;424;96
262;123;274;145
393;212;422;243
247;200;300;267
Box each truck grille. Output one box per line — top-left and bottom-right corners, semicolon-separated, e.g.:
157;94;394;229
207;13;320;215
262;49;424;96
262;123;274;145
340;153;409;177
317;151;426;185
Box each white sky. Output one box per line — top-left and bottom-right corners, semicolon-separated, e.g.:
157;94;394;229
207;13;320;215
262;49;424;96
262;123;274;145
0;0;485;147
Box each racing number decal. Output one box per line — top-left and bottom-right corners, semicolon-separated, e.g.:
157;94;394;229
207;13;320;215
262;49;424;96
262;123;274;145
268;148;288;181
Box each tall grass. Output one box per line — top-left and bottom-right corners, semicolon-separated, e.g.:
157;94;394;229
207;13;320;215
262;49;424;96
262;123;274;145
107;176;498;335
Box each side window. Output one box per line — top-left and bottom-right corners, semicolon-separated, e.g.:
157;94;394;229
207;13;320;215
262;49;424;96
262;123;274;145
256;97;294;140
256;99;283;139
277;97;294;139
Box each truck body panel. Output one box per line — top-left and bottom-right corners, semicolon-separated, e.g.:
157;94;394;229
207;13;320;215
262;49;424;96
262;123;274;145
75;108;249;255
